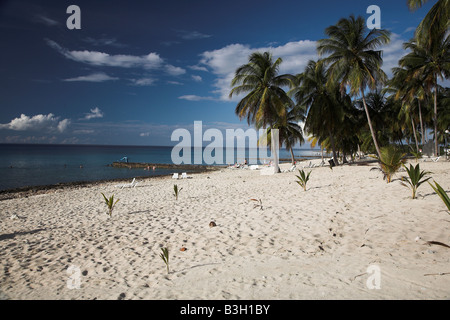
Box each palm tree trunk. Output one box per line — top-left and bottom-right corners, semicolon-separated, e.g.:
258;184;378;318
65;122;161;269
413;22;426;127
328;131;338;166
361;89;382;159
434;78;439;156
411;116;419;152
289;146;295;165
418;100;425;146
321;146;324;163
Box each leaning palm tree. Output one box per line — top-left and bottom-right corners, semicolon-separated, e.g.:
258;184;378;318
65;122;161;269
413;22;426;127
317;15;391;160
229;52;296;173
407;0;449;48
291;60;343;165
400;36;450;156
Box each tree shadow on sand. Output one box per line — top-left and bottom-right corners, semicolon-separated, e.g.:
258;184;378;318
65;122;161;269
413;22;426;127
0;228;47;241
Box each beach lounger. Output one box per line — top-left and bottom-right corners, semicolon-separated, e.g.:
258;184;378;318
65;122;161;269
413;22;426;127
421;156;441;162
172;173;179;179
303;161;313;169
115;178;137;189
282;165;296;173
249;165;259;170
182;172;192;179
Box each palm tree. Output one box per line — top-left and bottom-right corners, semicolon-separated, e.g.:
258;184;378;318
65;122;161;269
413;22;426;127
291;60;343;165
400;35;450;156
317;15;391;159
229;51;296;172
355;91;398;151
386;68;423;152
261;105;306;165
407;0;449;48
390;66;429;146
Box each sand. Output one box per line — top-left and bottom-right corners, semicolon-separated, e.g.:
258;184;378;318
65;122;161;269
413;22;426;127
0;159;449;300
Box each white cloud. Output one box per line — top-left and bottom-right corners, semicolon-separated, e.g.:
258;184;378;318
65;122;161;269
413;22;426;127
165;65;186;76
379;33;409;78
130;78;156;86
57;119;71;132
189;65;209;72
83;37;127;48
167;81;184;85
34;15;59;26
0;113;70;133
177;30;211;40
64;72;119;82
197;41;318;101
82;107;104;120
178;95;217;101
46;39;185;75
191;35;409;102
192;75;202;82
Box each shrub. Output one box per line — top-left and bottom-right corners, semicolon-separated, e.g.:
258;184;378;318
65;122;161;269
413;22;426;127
374;145;406;183
101;193;119;217
428;181;450;214
400;163;432;199
160;247;170;274
296;169;311;191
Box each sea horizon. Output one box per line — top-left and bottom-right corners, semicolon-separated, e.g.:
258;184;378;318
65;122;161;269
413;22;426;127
0;143;326;191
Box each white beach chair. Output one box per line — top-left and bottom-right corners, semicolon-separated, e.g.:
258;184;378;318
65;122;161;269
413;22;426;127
115;178;137;189
249;165;259;170
432;156;441;162
172;173;179;179
181;172;188;179
303;161;313;169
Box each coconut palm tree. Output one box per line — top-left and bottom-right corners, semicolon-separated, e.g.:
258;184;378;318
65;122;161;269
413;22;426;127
389;66;429;146
400;35;450;156
317;15;391;159
261;105;306;165
291;60;343;165
229;51;296;172
407;0;449;48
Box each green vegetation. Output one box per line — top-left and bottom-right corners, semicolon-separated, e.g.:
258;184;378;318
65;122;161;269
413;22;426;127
159;247;170;274
101;193;119;217
173;184;182;200
374;146;406;183
401;163;432;199
428;180;450;213
295;169;311;191
228;3;448;168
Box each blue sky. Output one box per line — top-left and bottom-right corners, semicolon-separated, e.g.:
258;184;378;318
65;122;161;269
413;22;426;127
0;0;437;146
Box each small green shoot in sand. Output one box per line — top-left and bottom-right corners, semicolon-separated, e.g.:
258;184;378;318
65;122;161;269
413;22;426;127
371;145;406;183
296;169;311;191
101;193;119;217
250;198;263;210
160;247;170;274
400;163;432;199
428;180;450;214
173;184;183;200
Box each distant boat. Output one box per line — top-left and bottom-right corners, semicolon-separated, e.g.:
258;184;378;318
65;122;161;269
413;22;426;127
119;156;129;163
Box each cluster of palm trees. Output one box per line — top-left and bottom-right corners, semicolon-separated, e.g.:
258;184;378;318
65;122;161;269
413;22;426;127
229;1;449;167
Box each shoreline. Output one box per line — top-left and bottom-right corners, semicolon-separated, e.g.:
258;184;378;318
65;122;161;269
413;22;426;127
0;158;314;199
0;163;225;201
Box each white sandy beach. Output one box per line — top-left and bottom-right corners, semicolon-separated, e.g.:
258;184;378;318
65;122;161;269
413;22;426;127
0;159;449;300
